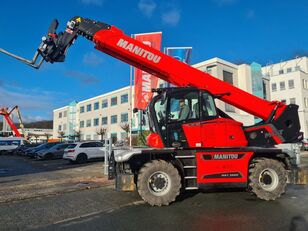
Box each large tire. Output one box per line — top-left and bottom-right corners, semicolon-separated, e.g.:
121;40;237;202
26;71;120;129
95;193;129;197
137;160;181;206
76;153;88;164
248;158;287;201
44;153;53;160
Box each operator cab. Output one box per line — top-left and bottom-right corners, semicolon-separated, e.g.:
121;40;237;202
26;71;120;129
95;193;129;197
148;88;248;149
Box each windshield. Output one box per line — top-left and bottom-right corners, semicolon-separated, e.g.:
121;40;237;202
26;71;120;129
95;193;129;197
67;144;77;149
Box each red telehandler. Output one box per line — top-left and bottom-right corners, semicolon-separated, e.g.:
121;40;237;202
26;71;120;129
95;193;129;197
0;106;25;138
0;17;306;206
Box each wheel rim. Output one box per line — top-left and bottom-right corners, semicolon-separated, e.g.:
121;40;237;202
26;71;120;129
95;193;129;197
258;168;279;192
147;171;171;196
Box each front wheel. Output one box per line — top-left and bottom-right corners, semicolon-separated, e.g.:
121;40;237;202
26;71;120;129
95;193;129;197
76;153;88;164
137;160;181;206
248;158;287;201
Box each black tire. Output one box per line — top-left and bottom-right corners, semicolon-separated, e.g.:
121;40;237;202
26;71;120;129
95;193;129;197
76;153;88;164
137;159;181;206
44;153;53;160
248;158;287;201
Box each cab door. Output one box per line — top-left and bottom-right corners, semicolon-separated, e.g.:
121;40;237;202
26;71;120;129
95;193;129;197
166;89;201;148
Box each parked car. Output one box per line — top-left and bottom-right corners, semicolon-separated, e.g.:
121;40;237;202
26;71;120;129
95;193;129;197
0;137;28;154
26;142;60;158
302;138;308;151
63;141;105;164
13;143;39;155
36;143;72;160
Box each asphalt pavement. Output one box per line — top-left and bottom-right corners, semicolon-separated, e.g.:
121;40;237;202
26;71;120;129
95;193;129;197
1;183;308;231
1;155;308;231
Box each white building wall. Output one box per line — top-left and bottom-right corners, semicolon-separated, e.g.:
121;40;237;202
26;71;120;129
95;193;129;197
54;87;137;142
262;57;308;138
53;106;69;139
193;57;255;126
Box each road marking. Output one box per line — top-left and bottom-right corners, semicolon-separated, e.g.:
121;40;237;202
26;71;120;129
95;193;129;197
53;200;145;227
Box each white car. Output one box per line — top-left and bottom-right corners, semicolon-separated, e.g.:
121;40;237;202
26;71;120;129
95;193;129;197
63;141;105;164
0;137;28;154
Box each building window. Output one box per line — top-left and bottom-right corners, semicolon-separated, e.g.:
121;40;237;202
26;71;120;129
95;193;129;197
63;124;67;131
121;132;127;140
58;125;62;131
280;81;285;90
271;83;277;92
80;121;85;128
86;135;91;140
121;94;128;104
121;113;129;122
303;80;308;89
111;133;117;143
111;115;117;124
102;117;108;125
290;98;296;104
111;97;117;106
305;98;308;108
63;111;67;117
102;99;108;108
295;66;300;71
281;99;286;104
279;69;284;75
80;106;85;113
86;119;91;127
288;80;294;89
94;102;99;110
93;118;99;126
86;104;92;112
225;103;235;113
59;112;62;118
223;71;235;112
287;68;292;73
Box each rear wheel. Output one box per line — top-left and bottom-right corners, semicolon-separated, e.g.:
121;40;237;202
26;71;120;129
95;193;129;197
44;153;53;160
137;160;181;206
76;153;88;164
248;158;287;201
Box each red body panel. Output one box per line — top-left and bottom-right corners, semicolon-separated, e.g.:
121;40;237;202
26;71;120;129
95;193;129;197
196;151;254;184
93;27;286;121
147;132;164;148
182;118;248;148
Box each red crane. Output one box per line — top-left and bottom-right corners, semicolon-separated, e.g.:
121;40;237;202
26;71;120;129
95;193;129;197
0;17;306;206
0;106;24;137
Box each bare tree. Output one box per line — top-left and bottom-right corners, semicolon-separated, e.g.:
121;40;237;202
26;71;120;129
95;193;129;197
44;133;51;142
96;127;107;142
120;123;130;144
58;131;65;142
32;133;40;144
73;130;81;141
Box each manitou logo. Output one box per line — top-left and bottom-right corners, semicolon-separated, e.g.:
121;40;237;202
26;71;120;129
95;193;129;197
117;39;161;63
213;154;240;160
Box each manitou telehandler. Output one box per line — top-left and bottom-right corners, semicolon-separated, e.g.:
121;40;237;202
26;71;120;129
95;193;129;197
0;17;306;206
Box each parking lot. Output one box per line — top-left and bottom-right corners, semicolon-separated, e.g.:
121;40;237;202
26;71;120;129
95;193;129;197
0;155;111;203
0;153;308;230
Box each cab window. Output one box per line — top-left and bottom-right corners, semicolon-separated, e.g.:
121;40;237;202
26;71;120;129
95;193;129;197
201;92;217;119
168;91;199;122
